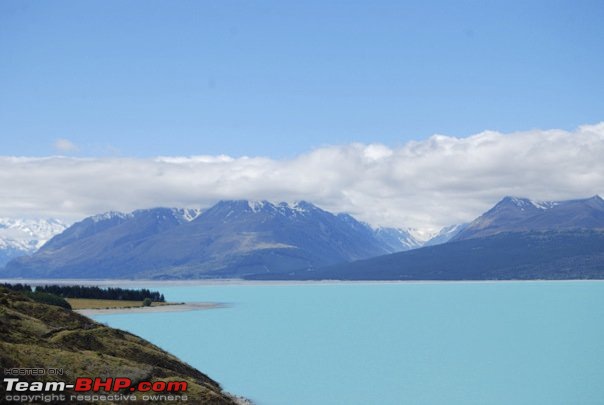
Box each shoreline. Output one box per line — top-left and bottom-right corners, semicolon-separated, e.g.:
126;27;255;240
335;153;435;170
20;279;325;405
76;301;228;316
2;278;604;288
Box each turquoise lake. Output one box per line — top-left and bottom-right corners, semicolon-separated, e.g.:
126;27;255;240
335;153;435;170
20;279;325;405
93;281;604;404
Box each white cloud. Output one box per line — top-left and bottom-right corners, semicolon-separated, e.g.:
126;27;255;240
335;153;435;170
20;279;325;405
3;123;604;232
53;138;79;153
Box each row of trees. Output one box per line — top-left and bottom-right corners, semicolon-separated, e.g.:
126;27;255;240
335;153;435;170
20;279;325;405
2;283;165;302
25;291;72;309
36;285;165;302
2;283;32;292
1;283;72;309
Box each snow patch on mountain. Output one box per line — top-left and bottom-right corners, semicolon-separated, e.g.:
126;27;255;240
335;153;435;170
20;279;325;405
424;223;468;246
529;200;558;210
405;227;439;243
247;200;267;212
505;196;558;211
176;208;203;222
286;201;313;214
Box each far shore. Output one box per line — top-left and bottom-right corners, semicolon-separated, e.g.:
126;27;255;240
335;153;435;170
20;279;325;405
2;277;604;288
76;301;228;316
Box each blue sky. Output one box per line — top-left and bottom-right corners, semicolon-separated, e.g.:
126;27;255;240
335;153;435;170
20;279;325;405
1;0;603;158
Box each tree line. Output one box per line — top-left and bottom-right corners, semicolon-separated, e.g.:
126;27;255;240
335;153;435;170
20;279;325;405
1;283;72;309
2;283;165;302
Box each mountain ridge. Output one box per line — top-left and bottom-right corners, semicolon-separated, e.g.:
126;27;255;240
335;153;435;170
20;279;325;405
3;201;420;279
453;195;604;241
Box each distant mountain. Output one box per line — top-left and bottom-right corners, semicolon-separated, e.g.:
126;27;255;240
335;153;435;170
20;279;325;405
424;223;467;246
336;213;422;251
453;195;604;240
40;208;201;253
253;230;604;280
248;195;604;280
0;218;67;266
372;227;424;251
4;207;203;279
3;201;416;279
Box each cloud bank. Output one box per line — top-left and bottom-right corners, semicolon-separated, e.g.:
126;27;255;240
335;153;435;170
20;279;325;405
2;123;603;232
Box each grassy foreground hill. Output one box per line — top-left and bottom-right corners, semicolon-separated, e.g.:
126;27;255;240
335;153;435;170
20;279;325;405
0;286;245;404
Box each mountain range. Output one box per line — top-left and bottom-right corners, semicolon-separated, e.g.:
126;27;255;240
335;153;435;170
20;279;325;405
6;195;601;281
2;201;426;279
251;195;604;280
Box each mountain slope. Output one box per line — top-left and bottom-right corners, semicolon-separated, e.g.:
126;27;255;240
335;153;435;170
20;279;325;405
0;286;241;404
453;195;604;240
4;208;203;279
250;230;604;280
247;195;604;281
3;201;414;279
0;218;67;266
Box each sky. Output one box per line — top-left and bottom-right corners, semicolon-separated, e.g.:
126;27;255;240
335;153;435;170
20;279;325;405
1;1;603;231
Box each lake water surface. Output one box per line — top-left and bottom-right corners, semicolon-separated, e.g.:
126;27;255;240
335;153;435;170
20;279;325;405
94;281;604;404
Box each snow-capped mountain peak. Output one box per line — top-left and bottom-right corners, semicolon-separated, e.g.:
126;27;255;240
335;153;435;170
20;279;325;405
90;211;133;223
372;227;424;251
0;218;69;265
244;200;317;215
502;196;558;211
0;218;68;249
